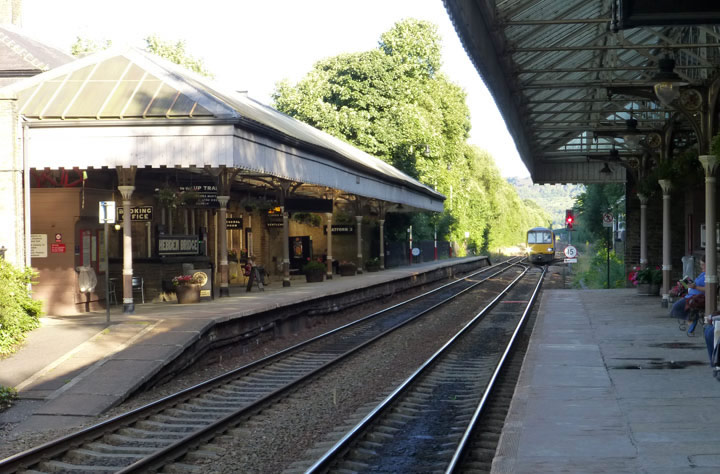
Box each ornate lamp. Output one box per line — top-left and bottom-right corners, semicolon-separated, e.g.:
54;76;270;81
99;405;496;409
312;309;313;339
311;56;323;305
622;117;643;148
652;56;688;106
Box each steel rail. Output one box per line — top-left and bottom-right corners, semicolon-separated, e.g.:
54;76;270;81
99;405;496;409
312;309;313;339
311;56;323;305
0;258;521;473
116;259;524;473
445;265;547;473
303;261;532;473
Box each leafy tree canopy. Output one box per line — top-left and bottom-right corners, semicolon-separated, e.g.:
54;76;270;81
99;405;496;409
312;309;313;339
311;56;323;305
144;35;213;78
273;18;549;254
70;35;213;78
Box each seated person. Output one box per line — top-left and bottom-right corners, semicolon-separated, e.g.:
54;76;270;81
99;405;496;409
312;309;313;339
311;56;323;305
243;257;255;278
670;256;706;331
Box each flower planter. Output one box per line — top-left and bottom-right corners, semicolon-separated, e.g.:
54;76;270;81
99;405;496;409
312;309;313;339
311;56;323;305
305;271;324;283
365;265;380;273
176;283;201;303
339;265;356;277
636;283;659;296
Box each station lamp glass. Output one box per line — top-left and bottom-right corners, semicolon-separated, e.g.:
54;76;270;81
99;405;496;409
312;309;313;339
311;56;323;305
653;56;688;106
622;117;643;148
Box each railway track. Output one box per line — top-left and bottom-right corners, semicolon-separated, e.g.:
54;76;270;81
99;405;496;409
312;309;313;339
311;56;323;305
0;257;524;474
301;263;545;473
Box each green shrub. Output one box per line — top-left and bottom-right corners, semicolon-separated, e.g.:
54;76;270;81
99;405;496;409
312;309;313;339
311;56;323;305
302;261;325;273
0;386;17;412
0;260;42;355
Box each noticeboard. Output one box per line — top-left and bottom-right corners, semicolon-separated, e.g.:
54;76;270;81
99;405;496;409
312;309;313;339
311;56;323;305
31;234;47;258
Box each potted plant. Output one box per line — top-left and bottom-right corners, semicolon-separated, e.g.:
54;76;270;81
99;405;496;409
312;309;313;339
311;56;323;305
629;266;662;295
179;189;201;206
156;187;180;209
338;261;356;276
173;274;203;303
302;261;325;283
365;257;381;272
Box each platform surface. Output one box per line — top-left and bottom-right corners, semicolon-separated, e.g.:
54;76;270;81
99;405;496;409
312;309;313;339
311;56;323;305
492;288;720;474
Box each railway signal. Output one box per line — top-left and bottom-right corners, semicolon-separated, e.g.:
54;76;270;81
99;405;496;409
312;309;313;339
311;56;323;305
565;209;574;229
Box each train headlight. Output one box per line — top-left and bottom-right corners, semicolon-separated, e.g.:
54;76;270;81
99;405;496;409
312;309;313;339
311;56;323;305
547;247;553;252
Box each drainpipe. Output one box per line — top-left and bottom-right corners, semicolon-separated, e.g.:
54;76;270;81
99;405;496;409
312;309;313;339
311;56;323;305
22;119;30;268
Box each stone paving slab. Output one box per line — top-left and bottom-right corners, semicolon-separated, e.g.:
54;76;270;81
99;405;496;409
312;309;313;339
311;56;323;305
491;288;720;474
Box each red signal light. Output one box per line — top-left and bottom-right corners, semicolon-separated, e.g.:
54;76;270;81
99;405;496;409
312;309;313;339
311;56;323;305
565;210;574;229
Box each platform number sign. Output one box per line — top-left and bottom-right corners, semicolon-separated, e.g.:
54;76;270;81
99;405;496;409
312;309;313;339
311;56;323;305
602;212;614;228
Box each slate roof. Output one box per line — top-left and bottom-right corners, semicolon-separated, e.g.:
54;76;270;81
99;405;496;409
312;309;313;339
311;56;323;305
0;24;73;86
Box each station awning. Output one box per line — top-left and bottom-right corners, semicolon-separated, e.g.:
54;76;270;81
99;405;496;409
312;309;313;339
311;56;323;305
4;47;444;212
443;0;720;184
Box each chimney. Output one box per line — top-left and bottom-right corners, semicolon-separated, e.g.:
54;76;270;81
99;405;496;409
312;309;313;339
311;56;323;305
0;0;22;25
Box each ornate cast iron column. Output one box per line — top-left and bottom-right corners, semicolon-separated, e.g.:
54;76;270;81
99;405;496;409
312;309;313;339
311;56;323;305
217;195;230;297
378;219;385;270
118;185;135;313
700;155;719;315
658;180;672;307
638;193;648;269
282;207;291;287
325;212;333;279
355;215;363;274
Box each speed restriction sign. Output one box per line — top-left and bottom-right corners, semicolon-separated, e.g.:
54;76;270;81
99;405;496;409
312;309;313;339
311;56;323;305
564;245;577;258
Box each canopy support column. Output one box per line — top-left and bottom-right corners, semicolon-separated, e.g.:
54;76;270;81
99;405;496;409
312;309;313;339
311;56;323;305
118;184;135;314
217;195;230;297
325;212;333;279
638;193;648;269
356;215;363;274
282;207;290;287
379;219;385;270
659;180;672;308
700;155;719;315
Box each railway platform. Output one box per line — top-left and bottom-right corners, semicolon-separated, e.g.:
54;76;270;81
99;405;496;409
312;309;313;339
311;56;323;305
0;256;487;435
492;288;720;474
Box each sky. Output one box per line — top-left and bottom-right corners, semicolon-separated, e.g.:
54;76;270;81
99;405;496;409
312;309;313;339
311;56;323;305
21;0;530;178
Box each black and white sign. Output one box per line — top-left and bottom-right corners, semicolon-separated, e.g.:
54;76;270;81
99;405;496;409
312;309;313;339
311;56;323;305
117;206;153;221
158;235;200;256
226;217;243;229
564;245;577;258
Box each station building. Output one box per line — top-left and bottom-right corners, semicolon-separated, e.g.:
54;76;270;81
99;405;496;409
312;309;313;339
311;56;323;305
0;33;444;315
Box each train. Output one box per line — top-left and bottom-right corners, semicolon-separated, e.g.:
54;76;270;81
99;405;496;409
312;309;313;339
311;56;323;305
526;226;556;264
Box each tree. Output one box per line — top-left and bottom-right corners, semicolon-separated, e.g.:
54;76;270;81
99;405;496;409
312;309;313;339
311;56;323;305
70;35;213;78
574;183;625;243
144;35;213;78
272;19;548;253
273;18;469;182
70;37;112;57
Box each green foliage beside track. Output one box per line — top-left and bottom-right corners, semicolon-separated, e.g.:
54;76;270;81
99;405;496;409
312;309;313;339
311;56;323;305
0;260;42;356
273;19;549;253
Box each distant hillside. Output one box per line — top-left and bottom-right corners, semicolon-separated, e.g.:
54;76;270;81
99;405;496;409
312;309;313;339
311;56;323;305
507;177;584;228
